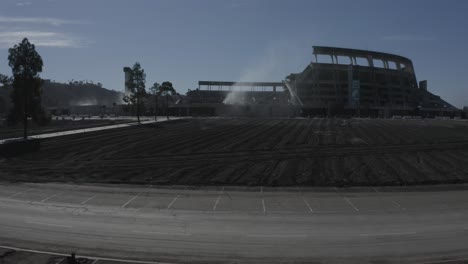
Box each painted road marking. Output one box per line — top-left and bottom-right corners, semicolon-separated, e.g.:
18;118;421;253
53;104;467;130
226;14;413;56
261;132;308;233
81;194;97;205
90;260;99;264
262;198;266;213
8;188;32;199
132;230;191;236
333;186;361;211
391;200;404;210
55;258;65;264
359;231;416;237
41;192;62;203
167;195;180;209
26;221;72;228
121;194;139;208
212;187;224;211
343;197;360;212
247;234;307;238
0;245;175;264
213;196;221;211
302;197;313;213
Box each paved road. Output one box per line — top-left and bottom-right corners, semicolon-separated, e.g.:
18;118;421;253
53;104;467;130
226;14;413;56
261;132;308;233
1;183;468;263
0;116;184;144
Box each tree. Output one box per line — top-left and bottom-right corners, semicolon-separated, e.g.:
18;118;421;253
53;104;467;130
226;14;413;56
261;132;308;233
158;81;176;120
0;73;12;87
8;38;44;139
0;73;12;115
123;62;146;123
149;82;160;122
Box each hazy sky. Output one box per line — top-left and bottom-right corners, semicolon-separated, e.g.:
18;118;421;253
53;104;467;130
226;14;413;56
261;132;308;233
0;0;467;107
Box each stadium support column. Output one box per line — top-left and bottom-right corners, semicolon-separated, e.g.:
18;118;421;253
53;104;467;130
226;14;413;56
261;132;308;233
348;65;361;117
384;61;389;69
333;55;339;112
367;56;374;67
396;62;401;70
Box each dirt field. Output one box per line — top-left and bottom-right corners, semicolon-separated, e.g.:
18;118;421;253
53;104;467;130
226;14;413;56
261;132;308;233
1;118;468;187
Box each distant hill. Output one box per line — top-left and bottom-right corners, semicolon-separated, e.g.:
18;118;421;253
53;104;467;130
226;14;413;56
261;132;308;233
41;80;124;108
0;80;124;114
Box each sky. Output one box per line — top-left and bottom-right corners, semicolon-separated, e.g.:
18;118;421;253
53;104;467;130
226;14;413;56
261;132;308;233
0;0;467;108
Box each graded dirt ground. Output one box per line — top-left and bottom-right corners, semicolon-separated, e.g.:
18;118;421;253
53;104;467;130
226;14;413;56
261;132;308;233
1;118;468;187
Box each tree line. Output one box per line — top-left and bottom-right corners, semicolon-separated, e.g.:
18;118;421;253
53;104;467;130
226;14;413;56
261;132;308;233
1;38;177;139
123;62;177;123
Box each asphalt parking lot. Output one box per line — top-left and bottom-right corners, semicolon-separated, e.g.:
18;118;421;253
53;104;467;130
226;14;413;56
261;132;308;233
2;183;468;264
0;246;167;264
2;183;468;214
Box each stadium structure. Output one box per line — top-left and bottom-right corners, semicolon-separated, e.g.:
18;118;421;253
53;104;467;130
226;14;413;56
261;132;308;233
126;46;462;118
285;46;458;117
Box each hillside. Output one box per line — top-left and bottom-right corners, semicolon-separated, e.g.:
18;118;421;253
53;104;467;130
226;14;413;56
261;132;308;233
0;80;124;114
41;80;124;107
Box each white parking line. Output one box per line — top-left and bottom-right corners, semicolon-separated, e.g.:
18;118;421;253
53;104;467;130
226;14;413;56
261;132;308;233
41;192;62;203
302;197;313;213
167;195;180;209
247;234;307;238
26;221;72;228
262;198;266;213
55;258;65;264
391;200;404;210
132;230;191;236
8;188;32;199
343;197;360;212
81;194;97;205
213;196;221;211
90;260;99;264
121;194;139;208
359;231;416;237
212;187;224;211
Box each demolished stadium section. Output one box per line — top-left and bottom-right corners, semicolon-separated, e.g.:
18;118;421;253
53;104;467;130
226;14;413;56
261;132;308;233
185;46;462;118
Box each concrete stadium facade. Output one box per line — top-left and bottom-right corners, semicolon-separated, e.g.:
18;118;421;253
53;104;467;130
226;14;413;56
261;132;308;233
119;46;462;118
286;46;457;117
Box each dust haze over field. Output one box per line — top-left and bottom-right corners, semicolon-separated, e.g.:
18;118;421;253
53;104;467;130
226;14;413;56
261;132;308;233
1;118;468;187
